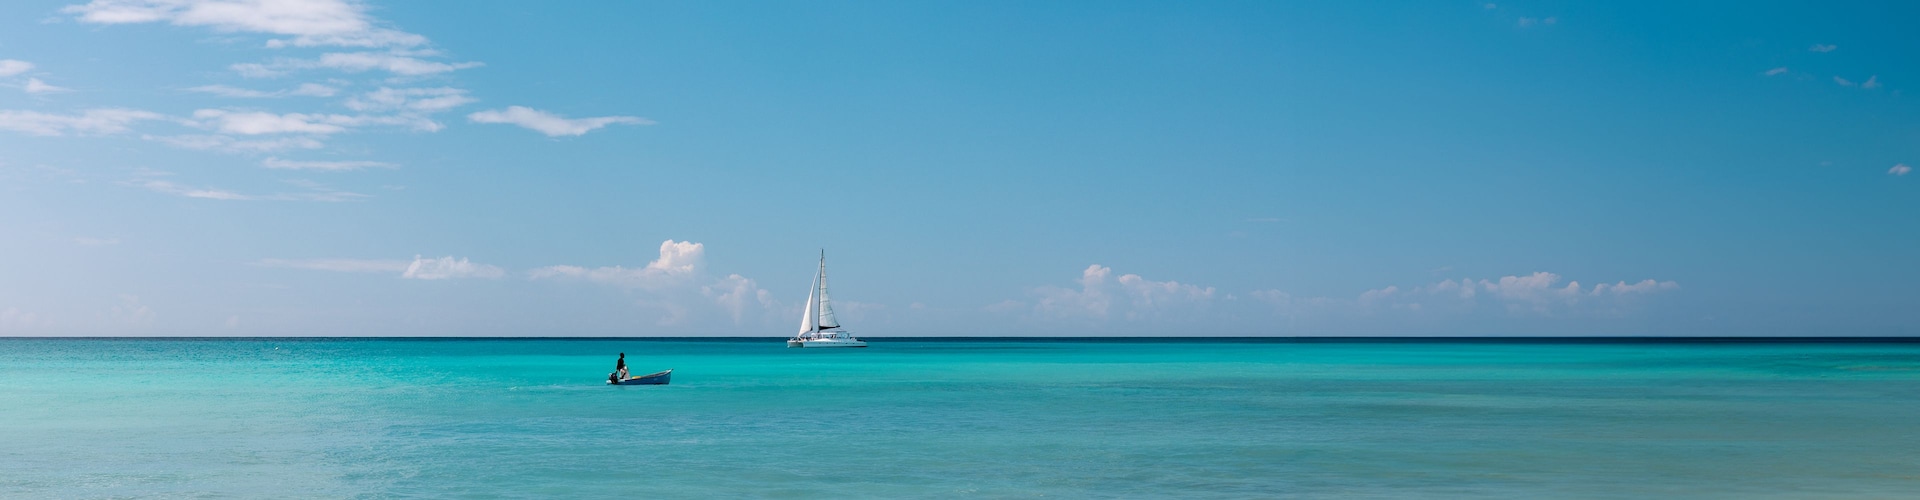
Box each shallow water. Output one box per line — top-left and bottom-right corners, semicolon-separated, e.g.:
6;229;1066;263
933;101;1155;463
4;338;1919;498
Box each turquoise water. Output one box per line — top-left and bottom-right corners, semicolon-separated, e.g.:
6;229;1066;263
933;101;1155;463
4;338;1919;498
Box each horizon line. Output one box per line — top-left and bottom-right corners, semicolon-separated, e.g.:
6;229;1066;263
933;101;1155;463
4;336;1918;343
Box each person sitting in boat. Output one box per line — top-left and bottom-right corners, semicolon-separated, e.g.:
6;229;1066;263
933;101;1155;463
612;352;629;381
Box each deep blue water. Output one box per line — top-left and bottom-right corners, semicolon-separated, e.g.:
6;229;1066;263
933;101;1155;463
4;338;1919;498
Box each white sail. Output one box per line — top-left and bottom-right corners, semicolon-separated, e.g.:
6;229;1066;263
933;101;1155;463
816;251;839;329
799;271;818;334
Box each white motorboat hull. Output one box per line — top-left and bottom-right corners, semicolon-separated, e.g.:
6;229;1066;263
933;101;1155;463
608;369;672;385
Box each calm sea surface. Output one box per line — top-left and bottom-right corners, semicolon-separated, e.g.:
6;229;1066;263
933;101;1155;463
3;338;1919;498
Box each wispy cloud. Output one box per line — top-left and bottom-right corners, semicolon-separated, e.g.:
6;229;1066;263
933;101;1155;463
531;240;704;289
703;274;774;323
1834;76;1855;87
23;78;69;94
262;157;395;171
1249;271;1680;323
64;0;427;49
1361;272;1677;315
146;134;325;153
135;175;369;202
468;106;651;136
233;52;481;78
402;255;505;280
0;307;48;332
253;258;410;273
188;108;440;135
0;108;163;136
532;240;782;327
1517;16;1556;28
1892;164;1912;176
138;178;254;200
1763;67;1789;76
1809;44;1838;53
252;255;503;279
1862;76;1881;89
344;87;474;113
186;83;337;98
190;109;350;135
0;59;31;77
1010;264;1218;322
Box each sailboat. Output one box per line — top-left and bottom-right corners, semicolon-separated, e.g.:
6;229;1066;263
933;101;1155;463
788;250;867;348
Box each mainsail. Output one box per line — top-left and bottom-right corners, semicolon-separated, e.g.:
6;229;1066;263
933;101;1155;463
796;250;841;333
815;251;839;329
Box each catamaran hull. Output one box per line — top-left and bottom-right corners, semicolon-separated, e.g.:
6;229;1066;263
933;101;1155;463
788;340;867;348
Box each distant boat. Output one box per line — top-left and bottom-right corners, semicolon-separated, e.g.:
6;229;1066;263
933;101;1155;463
788;250;867;348
608;368;672;385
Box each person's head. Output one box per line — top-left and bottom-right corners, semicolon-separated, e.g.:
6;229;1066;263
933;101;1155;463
619;353;625;358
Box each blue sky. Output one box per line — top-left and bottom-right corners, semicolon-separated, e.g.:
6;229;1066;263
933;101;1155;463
0;0;1914;336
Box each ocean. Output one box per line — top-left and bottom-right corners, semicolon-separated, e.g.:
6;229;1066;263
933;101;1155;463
3;338;1918;498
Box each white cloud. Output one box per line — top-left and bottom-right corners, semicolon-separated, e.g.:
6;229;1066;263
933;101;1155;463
275;179;369;201
191;109;349;134
64;0;427;49
531;240;704;289
290;82;338;96
1892;164;1912;176
188;108;438;135
147;133;325;153
1810;44;1837;53
1862;76;1881;89
1834;76;1855;87
1398;272;1677;314
187;84;276;98
703;273;774;323
0;108;164;136
1763;67;1789;76
0;59;31;77
0;307;48;332
136;176;368;202
230;62;286;78
314;51;481;75
230;52;480;78
111;294;154;327
253;257;409;273
23;78;70;94
1029;264;1217;321
531;240;793;329
254;255;503;279
262;156;395;171
468;106;651;136
139;179;255;200
1591;279;1681;295
344;87;473;113
402;255;505;280
186;82;337;98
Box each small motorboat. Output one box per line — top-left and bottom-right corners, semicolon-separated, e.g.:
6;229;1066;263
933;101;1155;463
608;368;672;385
